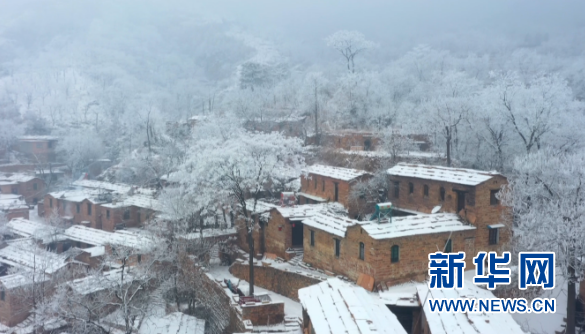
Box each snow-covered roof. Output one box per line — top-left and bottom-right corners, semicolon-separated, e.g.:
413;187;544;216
0;173;38;184
244;199;279;214
297;192;327;202
361;213;475;240
275;203;326;220
417;284;525;334
48;189;101;203
73;180;133;193
64;225;155;252
67;268;135;295
298;278;407;334
0;272;50;290
182;227;237;240
387;163;502;186
139;312;205;334
0;239;70;274
81;245;106;257
6;218;66;243
100;194;160;211
304;164;371;182
302;212;360;237
0;194;28;210
17;135;58;142
379;283;420;307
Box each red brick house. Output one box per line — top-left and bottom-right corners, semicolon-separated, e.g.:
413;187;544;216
386;163;510;252
302;211;476;286
298;165;372;217
44;181;158;232
0;173;46;204
0;194;29;220
263;203;345;260
14;136;58;163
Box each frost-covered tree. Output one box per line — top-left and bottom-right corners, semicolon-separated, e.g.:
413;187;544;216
494;72;583;154
325;30;377;73
182;127;304;295
502;150;585;334
57;129;104;177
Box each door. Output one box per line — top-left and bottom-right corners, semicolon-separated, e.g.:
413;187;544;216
456;191;466;212
291;221;304;247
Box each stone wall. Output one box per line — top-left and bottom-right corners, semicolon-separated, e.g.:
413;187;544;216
241;302;284;326
229;262;321;301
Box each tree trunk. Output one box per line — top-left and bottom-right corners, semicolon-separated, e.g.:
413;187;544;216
446;126;452;167
247;229;255;296
567;263;576;334
314;85;320;146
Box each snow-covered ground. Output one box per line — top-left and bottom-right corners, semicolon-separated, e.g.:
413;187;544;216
207;265;303;319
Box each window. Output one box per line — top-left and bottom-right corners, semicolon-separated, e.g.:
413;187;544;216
137;255;142;263
137;212;141;222
310;230;315;246
36;143;42;148
359;242;365;260
334;182;339;202
50;199;53;208
33;183;38;190
490;190;500;206
409;183;414;194
123;209;130;220
423;185;429;197
107;210;110;219
334;239;340;257
11;187;17;194
394;181;399;198
489;228;499;245
439;187;445;201
87;203;92;216
322;180;325;192
1;290;4;301
76;204;80;214
314;177;317;189
445;239;452;253
391;245;400;263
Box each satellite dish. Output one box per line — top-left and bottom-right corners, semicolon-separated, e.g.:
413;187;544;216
432;205;442;214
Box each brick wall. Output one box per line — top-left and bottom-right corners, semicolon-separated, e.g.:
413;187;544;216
323;132;381;151
387;174;511;253
0;178;45;204
229;262;321;301
300;173;369;217
303;224;476;286
241;301;284;326
4;207;29;220
0;291;30;326
264;209;292;259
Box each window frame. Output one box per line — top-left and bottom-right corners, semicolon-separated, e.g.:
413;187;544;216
310;230;315;247
489;228;499;245
334;238;340;258
358;242;365;260
76;204;80;214
394;181;400;198
87;203;92;216
409;182;414;194
439;187;445;202
490;190;500;206
391;245;400;263
423;184;429;197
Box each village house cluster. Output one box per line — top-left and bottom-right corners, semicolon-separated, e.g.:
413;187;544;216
0;127;533;334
